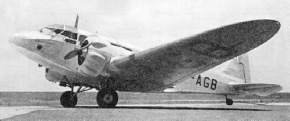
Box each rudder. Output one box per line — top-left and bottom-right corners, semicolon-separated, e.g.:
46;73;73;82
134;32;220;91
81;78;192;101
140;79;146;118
218;54;251;83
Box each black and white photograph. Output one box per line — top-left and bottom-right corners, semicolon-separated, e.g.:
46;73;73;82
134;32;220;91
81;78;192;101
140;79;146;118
0;0;290;120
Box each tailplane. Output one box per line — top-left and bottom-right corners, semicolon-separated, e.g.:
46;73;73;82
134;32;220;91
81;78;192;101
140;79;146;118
164;54;282;97
229;83;282;96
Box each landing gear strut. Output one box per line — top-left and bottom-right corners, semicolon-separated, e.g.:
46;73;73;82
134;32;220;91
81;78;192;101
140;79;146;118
59;81;93;108
97;88;118;108
226;96;233;105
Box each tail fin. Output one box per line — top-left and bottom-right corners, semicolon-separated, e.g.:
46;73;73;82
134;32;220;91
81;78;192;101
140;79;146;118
74;14;79;28
218;54;251;83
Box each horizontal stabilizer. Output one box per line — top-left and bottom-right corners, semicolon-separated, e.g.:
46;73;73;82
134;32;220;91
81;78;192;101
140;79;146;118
163;89;237;95
229;83;282;96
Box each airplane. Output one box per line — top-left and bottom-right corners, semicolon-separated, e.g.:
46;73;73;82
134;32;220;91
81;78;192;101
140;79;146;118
9;16;280;108
164;54;282;105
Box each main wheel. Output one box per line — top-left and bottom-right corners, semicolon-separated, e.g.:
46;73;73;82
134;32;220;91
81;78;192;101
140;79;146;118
60;91;78;108
97;88;118;108
226;99;233;105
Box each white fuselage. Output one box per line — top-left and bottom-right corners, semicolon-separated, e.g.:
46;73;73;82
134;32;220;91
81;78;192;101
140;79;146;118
9;28;135;87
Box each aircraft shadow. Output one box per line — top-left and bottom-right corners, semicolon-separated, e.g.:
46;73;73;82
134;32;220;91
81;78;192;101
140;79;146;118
74;105;271;111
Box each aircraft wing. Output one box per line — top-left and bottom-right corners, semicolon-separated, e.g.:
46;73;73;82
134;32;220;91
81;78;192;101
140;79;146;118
229;83;282;96
108;20;280;92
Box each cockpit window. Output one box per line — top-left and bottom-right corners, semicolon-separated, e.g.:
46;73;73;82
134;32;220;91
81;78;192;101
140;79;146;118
54;29;63;34
72;33;78;40
61;31;71;38
61;30;78;40
39;28;56;36
40;26;80;45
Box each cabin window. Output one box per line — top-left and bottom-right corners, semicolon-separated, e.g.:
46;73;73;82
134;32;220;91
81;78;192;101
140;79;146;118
64;38;76;44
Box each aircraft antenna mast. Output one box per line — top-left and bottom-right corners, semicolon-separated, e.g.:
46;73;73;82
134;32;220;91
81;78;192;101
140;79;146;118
74;14;79;28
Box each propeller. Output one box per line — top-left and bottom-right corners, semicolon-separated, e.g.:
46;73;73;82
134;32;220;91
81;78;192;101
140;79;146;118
65;15;108;60
64;42;107;60
64;43;92;60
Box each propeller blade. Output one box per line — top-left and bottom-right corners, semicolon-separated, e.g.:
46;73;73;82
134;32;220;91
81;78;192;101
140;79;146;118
64;49;81;60
64;41;108;60
64;43;92;60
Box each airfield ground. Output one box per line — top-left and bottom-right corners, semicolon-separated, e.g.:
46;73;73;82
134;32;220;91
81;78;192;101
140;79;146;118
0;92;289;120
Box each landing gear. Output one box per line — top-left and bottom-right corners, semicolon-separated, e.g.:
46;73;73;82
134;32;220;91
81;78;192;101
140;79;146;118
226;98;233;105
97;88;118;108
59;77;118;108
60;91;78;108
59;78;93;108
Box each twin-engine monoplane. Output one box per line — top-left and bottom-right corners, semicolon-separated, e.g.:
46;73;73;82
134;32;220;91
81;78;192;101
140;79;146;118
10;16;281;108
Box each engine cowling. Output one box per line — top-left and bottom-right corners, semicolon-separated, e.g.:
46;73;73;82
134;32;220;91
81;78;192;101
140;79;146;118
78;50;111;76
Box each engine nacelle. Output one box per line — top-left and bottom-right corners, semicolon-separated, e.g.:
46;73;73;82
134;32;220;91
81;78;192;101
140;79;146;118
78;50;111;77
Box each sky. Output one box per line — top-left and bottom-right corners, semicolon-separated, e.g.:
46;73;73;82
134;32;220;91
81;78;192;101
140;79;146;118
0;0;290;92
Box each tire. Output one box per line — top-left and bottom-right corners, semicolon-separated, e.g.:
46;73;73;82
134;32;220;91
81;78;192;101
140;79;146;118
226;99;233;105
60;91;78;108
97;88;118;108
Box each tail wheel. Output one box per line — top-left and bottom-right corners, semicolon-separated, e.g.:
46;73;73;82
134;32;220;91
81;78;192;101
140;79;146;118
60;91;78;108
97;88;118;108
226;99;233;105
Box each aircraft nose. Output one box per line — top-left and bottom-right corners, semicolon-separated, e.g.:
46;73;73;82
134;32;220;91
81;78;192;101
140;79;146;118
9;32;25;47
9;31;50;50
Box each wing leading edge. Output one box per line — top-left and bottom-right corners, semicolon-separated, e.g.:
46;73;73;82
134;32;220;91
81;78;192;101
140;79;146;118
108;20;280;92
